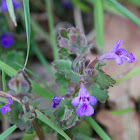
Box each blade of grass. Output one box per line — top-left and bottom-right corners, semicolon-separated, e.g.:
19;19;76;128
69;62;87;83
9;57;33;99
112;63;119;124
22;0;31;70
89;0;104;52
110;107;133;115
2;70;7;92
0;125;17;140
0;60;55;100
33;42;56;79
115;67;140;85
85;116;111;140
45;0;59;60
6;0;17;26
104;0;140;27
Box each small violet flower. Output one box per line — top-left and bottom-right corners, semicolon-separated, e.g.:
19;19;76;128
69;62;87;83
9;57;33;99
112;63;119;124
1;97;12;115
71;82;97;117
52;96;63;108
60;0;73;10
0;33;14;49
1;0;21;12
98;40;135;65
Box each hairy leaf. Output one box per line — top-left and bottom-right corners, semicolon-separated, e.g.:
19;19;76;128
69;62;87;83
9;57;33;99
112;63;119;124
93;61;116;89
90;85;108;103
54;59;80;82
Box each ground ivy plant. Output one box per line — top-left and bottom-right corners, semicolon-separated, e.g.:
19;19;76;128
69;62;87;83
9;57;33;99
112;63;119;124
0;27;135;139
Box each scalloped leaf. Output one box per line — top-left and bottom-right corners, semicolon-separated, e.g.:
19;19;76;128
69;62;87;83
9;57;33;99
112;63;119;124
90;85;108;103
93;61;116;89
54;59;80;83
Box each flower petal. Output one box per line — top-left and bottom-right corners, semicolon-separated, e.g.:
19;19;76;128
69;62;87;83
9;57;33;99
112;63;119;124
1;106;7;115
89;96;97;105
112;40;122;51
85;104;94;116
76;105;85;117
7;107;11;112
71;96;79;106
115;56;123;65
122;53;135;63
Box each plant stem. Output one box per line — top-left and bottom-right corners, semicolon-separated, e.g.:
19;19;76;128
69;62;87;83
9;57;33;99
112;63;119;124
32;120;45;140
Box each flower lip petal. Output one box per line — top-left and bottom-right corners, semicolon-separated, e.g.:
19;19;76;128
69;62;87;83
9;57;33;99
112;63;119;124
115;56;123;65
85;104;94;116
122;53;135;63
76;104;85;117
71;96;79;106
89;96;97;105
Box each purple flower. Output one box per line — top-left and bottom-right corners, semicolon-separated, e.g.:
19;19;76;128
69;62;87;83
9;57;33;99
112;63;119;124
52;96;63;108
60;0;73;10
1;0;21;12
71;82;97;117
0;33;14;48
1;97;12;115
98;40;135;65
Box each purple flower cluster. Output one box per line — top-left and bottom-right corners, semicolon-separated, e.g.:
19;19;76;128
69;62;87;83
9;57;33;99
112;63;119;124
71;82;97;117
52;96;63;108
98;40;135;65
1;97;12;115
0;33;14;48
0;0;21;12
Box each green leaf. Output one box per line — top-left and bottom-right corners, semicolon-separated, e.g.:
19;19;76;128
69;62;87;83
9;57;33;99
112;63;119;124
2;70;7;92
0;50;24;70
72;121;92;137
6;0;17;26
104;0;140;27
23;0;31;70
58;48;70;59
55;72;70;88
0;125;17;140
85;116;111;140
0;60;55;100
9;101;23;124
90;85;108;103
59;28;69;38
93;61;116;89
54;59;80;83
53;105;78;129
